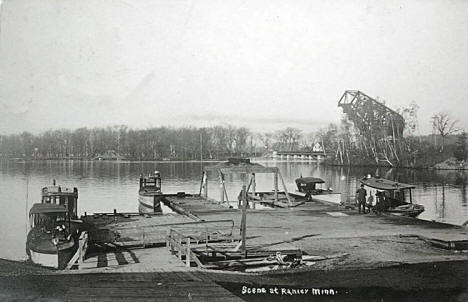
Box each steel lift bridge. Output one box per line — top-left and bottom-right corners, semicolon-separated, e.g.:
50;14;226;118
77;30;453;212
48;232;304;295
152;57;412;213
338;90;405;138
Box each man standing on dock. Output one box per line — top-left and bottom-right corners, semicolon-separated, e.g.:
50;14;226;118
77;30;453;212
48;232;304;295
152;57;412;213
356;184;367;214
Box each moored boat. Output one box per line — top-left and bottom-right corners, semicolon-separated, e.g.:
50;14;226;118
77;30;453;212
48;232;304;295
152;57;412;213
26;181;81;269
26;204;78;269
294;177;341;204
360;176;424;217
138;171;164;214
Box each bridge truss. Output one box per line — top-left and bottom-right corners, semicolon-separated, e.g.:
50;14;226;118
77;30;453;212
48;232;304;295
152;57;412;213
338;90;405;138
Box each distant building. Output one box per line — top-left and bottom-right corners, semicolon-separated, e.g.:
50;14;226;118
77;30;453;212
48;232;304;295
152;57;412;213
312;143;324;152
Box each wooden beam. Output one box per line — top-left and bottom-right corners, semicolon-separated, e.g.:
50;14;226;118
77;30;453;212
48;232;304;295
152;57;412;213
250;173;256;209
220;172;229;202
65;231;88;270
203;173;208;200
186;237;191;268
278;171;292;206
199;171;205;196
274;172;278;203
245;175;253;193
218;171;224;203
240;185;247;258
251;173;256;195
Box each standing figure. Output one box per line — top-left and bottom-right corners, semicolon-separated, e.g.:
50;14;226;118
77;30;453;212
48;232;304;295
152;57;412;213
356;184;367;214
367;192;374;213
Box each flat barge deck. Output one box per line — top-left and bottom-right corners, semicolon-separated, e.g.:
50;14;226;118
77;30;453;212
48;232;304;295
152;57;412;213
2;194;468;301
60;194;468;274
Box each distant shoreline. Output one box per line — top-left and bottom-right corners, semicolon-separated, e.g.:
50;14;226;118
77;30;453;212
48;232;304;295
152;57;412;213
2;157;468;171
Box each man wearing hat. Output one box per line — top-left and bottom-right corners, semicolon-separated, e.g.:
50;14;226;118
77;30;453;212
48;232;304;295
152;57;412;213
356;184;367;214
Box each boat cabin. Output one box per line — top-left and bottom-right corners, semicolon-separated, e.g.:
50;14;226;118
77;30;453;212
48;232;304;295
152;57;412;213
41;182;78;220
29;203;68;232
360;176;415;207
295;177;327;194
139;171;162;192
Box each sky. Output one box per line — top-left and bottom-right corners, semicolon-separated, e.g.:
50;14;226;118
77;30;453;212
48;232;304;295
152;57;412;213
0;0;467;135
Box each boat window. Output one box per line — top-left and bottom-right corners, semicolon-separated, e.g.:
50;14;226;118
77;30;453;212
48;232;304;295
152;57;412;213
395;190;405;202
35;214;55;231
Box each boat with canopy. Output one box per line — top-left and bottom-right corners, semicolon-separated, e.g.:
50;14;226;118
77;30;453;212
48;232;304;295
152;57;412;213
360;176;424;217
26;181;81;269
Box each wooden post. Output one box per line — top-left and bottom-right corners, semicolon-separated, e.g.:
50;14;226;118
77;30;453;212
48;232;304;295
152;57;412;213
204;173;208;200
199;171;205;196
240;185;247;258
251;173;256;209
205;226;209;253
278;171;292;205
222;177;229;202
166;229;171;248
246;176;253;193
274;172;278;203
78;233;84;270
219;171;224;203
169;230;174;254
186;237;191;268
113;209;117;224
251;173;256;195
178;235;182;260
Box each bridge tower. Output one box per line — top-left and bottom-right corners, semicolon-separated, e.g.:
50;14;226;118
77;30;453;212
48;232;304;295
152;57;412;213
338;90;405;138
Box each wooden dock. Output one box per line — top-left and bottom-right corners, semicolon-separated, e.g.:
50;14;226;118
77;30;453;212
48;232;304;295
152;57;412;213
2;193;468;301
69;193;468;274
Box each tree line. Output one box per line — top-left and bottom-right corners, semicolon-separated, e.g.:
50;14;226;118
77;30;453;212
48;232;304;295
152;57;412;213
0;125;312;160
1;106;465;167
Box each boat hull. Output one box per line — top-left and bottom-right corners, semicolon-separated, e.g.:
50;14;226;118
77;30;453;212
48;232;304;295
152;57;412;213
387;205;425;218
29;249;59;269
138;193;163;214
311;193;342;204
27;242;77;269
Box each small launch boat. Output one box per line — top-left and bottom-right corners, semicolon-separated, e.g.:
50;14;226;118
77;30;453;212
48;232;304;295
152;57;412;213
360;176;424;217
294;177;341;204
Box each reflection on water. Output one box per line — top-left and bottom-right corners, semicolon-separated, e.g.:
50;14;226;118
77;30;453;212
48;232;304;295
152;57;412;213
0;160;467;260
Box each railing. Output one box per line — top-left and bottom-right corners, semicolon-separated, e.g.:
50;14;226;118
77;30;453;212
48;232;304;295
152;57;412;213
78;231;89;270
104;219;235;248
166;228;204;268
165;219;235;268
65;231;89;270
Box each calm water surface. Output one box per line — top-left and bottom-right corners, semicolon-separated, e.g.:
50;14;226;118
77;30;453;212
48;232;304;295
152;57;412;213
1;160;467;261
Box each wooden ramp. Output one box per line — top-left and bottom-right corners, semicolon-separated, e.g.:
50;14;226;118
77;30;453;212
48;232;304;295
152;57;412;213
71;246;189;273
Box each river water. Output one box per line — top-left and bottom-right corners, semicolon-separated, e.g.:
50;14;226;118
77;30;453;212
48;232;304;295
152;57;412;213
1;159;467;261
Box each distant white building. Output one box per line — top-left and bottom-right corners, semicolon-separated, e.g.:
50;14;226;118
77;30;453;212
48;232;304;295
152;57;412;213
312;143;324;152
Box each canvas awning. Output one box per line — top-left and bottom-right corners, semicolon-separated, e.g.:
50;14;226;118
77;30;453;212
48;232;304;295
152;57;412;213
295;177;325;185
29;203;67;216
203;160;278;174
360;177;415;190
